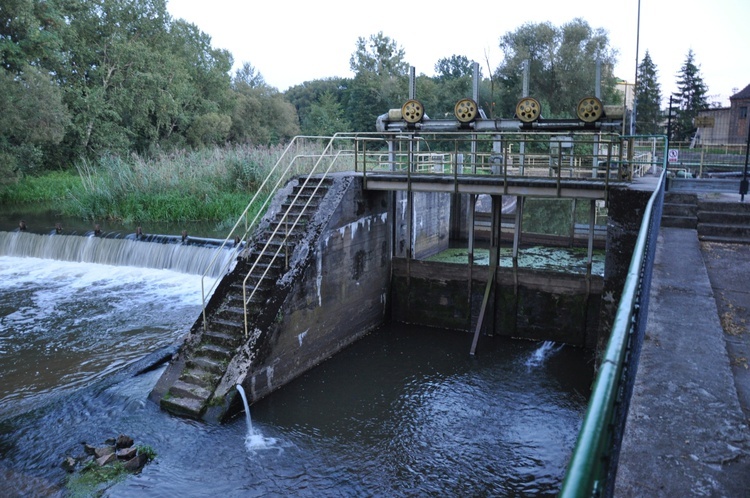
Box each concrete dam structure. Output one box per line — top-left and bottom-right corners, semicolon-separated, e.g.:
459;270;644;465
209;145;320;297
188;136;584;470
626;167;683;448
150;134;654;423
152;174;392;422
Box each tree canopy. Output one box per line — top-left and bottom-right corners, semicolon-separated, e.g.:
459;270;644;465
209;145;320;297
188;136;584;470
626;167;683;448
3;6;680;180
0;0;300;178
493;18;620;118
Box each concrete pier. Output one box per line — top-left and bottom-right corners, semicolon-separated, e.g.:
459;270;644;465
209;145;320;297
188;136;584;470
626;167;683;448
615;227;750;496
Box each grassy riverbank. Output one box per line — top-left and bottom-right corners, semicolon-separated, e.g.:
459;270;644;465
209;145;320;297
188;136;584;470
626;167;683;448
0;145;286;226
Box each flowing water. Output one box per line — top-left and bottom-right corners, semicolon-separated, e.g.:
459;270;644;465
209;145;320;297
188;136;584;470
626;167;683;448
0;231;594;497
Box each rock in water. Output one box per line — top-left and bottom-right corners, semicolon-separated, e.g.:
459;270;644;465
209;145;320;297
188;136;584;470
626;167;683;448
61;456;77;473
116;434;134;449
96;452;116;466
117;446;137;460
123;453;148;472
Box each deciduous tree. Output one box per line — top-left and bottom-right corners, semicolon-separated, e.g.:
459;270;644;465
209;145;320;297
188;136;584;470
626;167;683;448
347;32;409;131
230;67;300;145
494;19;619;119
301;91;350;137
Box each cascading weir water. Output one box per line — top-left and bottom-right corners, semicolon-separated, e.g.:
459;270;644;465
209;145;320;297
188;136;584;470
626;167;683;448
0;231;236;277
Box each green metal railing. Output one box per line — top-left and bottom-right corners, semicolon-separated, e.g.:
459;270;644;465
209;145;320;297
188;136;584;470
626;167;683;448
199;135;349;331
238;142;352;338
559;135;668;497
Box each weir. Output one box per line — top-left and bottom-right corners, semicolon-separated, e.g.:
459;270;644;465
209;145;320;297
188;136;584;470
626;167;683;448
148;130;664;423
0;231;237;277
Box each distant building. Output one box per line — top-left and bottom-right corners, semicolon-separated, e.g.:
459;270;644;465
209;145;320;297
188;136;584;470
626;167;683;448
728;83;750;144
694;107;731;145
695;83;750;145
616;80;634;110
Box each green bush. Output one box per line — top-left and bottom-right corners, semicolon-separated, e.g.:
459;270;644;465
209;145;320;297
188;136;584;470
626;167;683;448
0;170;80;204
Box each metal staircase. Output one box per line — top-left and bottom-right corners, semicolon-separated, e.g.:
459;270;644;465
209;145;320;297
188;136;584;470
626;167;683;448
159;178;334;419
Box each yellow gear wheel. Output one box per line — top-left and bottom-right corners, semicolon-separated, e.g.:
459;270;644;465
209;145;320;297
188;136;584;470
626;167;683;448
401;99;424;124
576;96;604;123
515;97;541;123
454;98;478;123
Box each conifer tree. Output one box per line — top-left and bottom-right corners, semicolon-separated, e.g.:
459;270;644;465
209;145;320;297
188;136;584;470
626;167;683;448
671;49;708;142
635;51;662;134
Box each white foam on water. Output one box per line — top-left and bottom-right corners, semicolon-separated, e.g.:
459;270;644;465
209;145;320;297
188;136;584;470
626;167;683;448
524;340;564;369
236;384;281;454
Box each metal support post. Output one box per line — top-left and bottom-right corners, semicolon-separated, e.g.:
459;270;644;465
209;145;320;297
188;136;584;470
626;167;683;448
741;120;749;202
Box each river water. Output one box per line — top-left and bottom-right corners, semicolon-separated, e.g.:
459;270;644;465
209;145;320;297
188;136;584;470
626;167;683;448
0;231;593;497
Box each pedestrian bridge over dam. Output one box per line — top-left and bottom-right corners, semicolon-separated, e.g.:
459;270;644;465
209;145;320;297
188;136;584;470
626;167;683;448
149;131;665;429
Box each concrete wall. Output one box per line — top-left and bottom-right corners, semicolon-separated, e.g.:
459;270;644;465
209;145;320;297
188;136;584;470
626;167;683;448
390;258;603;347
596;186;652;352
239;176;391;402
394;191;451;259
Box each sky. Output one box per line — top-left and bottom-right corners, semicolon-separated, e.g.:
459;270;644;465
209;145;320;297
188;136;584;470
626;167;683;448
167;0;749;107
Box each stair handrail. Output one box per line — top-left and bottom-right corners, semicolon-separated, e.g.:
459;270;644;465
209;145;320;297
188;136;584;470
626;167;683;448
200;136;344;331
240;136;353;338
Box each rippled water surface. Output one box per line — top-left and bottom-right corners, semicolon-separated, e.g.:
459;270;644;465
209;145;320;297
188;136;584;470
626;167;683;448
0;253;593;497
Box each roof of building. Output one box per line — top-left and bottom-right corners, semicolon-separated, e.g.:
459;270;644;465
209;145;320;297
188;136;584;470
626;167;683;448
730;83;750;100
698;107;730;113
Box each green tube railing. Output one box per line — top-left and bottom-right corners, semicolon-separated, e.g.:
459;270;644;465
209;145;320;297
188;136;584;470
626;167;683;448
559;135;668;497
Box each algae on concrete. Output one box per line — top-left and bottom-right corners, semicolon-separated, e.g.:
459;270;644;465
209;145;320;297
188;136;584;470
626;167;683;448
426;246;605;275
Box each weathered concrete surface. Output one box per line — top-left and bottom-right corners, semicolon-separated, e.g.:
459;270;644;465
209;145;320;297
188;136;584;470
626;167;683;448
390;258;603;345
615;228;750;497
597;187;653;352
223;176;391;412
393;191;451;259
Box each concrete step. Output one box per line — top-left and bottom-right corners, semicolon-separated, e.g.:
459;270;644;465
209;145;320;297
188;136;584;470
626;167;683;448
247;251;290;267
663;203;697;217
202;329;240;349
698;211;750;224
277;205;316;217
209;317;245;334
186;356;225;375
219;299;264;320
698;223;750;239
229;276;274;293
664;192;697;204
662;215;697;229
196;342;234;362
160;394;204;420
698;200;750;214
698;234;750;245
262;230;303;245
169;379;212;400
181;369;218;389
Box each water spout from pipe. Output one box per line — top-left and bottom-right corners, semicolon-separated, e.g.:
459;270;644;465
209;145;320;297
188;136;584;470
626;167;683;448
236;384;279;452
525;341;564;369
236;384;253;435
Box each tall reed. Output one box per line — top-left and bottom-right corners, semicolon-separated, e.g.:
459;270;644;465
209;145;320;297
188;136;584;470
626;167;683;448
68;144;289;223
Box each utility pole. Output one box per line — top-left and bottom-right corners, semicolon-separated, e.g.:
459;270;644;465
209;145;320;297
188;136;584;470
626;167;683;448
666;95;677;147
631;0;641;135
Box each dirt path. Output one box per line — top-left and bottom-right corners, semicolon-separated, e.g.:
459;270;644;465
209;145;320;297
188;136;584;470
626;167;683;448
701;241;750;422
